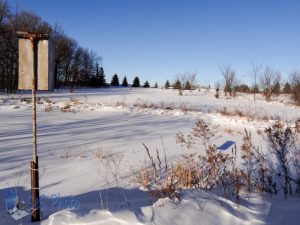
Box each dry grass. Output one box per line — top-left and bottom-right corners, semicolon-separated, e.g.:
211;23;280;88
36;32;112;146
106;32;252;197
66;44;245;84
179;101;188;113
101;153;125;188
60;103;72;112
115;97;127;107
133;98;155;109
43;103;53;112
95;147;105;159
171;157;200;189
224;127;234;135
218;106;270;121
70;98;80;105
60;101;77;113
133;166;156;188
45;99;55;104
61;148;71;158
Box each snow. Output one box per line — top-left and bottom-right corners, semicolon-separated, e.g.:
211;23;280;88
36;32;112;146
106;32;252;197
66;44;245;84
0;88;299;225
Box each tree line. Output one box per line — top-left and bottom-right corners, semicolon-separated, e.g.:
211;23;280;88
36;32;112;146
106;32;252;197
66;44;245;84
216;63;300;105
0;0;105;93
1;0;299;103
0;0;159;93
163;64;300;106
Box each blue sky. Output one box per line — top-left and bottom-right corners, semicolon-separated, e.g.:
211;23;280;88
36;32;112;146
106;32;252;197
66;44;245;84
11;0;300;86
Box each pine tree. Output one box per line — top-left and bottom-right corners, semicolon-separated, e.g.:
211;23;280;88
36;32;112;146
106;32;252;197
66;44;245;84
99;67;106;87
272;81;281;96
122;76;128;87
165;80;170;89
132;76;140;87
173;80;181;89
95;63;106;87
154;82;158;88
143;80;150;88
111;74;119;86
215;87;220;98
283;82;291;94
184;81;192;90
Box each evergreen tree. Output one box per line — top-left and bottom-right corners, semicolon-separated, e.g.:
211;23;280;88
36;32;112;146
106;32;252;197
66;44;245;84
173;79;181;89
215;87;220;98
99;66;106;87
143;80;150;88
132;76;140;87
154;82;158;88
283;82;291;94
122;76;128;87
111;74;119;86
272;81;281;96
165;80;170;89
184;81;192;90
95;63;106;87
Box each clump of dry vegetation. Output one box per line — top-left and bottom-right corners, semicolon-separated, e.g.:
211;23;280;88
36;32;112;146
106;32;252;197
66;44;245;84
133;98;195;113
43;103;53;112
218;106;270;121
59;99;80;113
60;102;73;112
115;97;127;107
133;98;155;109
95;147;106;159
264;121;300;198
179;101;188;113
132;119;300;203
61;148;72;158
224;127;234;135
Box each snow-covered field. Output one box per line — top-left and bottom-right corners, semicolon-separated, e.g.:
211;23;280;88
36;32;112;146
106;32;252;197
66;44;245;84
0;88;299;225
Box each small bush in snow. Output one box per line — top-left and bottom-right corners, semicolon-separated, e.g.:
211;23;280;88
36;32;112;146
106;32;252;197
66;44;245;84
264;122;298;198
179;101;189;113
115;97;127;107
61;148;72;158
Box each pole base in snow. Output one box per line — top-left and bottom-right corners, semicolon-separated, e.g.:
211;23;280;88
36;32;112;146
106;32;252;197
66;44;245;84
31;158;40;222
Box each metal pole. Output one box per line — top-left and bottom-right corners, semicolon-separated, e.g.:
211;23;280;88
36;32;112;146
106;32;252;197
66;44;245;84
30;37;40;222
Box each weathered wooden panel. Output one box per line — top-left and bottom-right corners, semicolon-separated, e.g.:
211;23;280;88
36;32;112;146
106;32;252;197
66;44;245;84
18;39;33;90
18;38;54;91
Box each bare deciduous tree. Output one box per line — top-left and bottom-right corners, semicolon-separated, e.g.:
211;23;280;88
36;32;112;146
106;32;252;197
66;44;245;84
0;0;10;24
220;65;236;96
259;67;281;101
187;71;197;89
259;67;274;101
249;61;263;101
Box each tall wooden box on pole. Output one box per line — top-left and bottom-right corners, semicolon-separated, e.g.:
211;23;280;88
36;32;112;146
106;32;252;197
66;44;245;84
18;34;55;91
17;32;55;222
